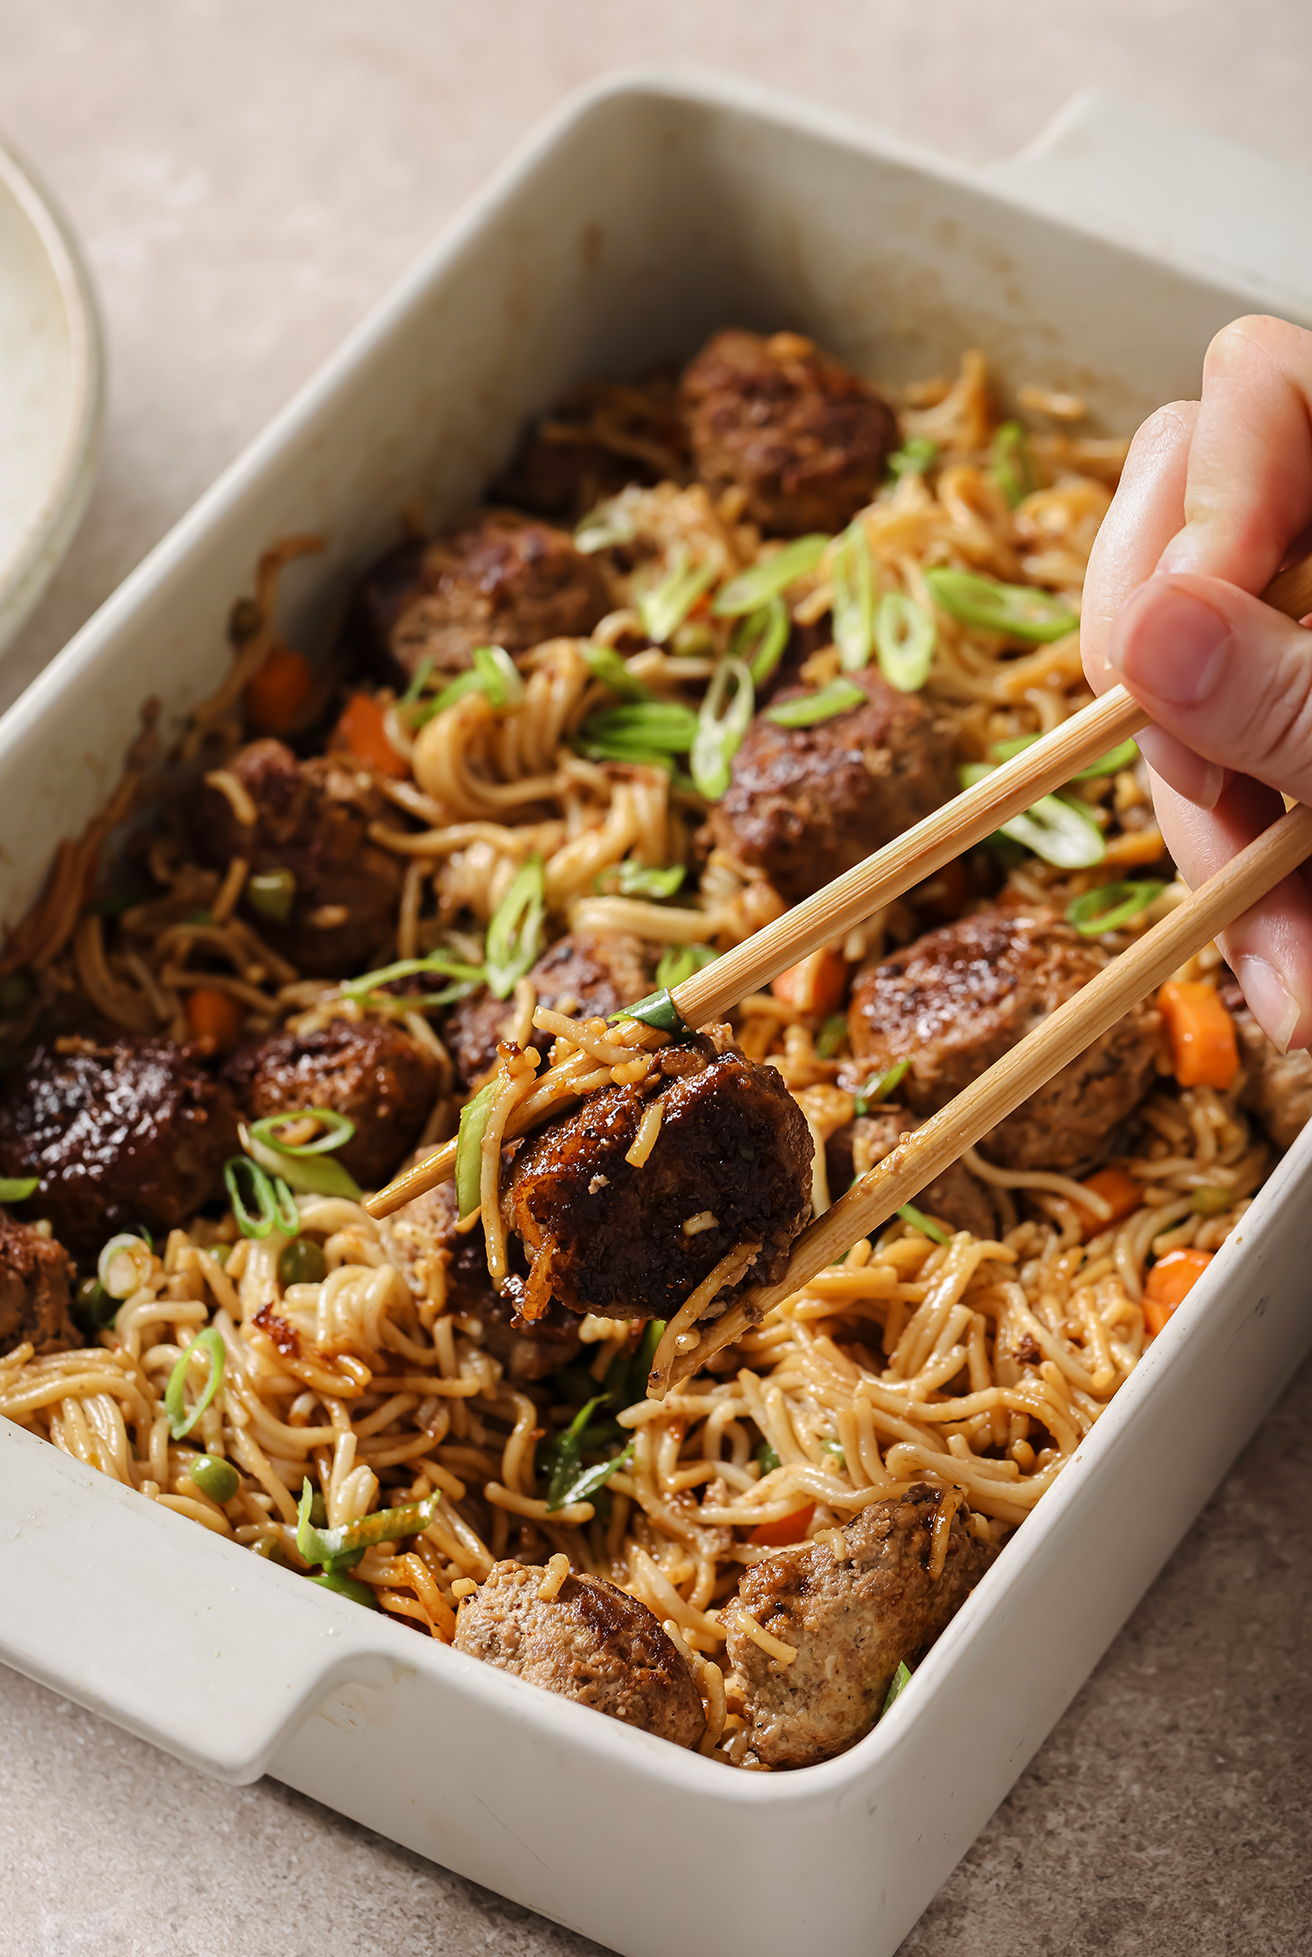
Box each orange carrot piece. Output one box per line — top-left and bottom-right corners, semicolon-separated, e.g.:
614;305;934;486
243;644;314;735
334;692;408;779
1143;1247;1214;1336
1070;1166;1142;1242
1158;980;1239;1089
772;947;847;1017
749;1501;815;1548
186;987;244;1051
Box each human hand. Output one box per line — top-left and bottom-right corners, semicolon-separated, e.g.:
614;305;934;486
1081;314;1312;1051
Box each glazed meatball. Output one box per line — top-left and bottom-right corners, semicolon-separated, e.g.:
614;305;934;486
380;1175;583;1383
1221;981;1312;1152
223;1019;440;1190
825;1111;997;1239
509;1034;813;1322
708;667;957;903
454;1560;705;1748
494;378;691;521
0;1212;78;1356
726;1485;994;1769
0;1037;239;1257
848;907;1163;1174
349;509;611;686
446;931;654;1088
195;739;404;979
680;329;899;536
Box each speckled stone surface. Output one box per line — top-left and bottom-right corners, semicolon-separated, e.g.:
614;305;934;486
2;5;1312;1953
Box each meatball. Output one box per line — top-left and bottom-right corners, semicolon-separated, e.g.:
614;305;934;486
446;931;654;1088
0;1212;78;1356
349;509;611;686
1220;981;1312;1151
195;739;404;979
223;1019;440;1190
825;1111;997;1239
727;1485;994;1769
380;1175;583;1383
708;668;957;903
848;907;1163;1174
0;1037;239;1257
509;1035;813;1322
493;378;691;521
680;329;899;536
453;1559;705;1748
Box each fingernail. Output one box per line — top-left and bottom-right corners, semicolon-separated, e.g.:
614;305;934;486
1107;586;1231;705
1234;955;1302;1054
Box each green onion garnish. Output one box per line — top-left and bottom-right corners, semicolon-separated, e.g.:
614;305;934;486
0;1175;38;1203
990;420;1037;508
832;522;875;672
654;943;717;990
607;861;686;900
310;1568;380;1608
852;1057;909;1115
897;1203;950;1245
224;1156;301;1238
609;987;691;1037
455;1080;498;1219
1065;881;1165;936
243;1131;360;1202
410;644;525;725
249;1108;355;1157
755;1439;782;1475
399;655;435;708
553;1440;635;1512
165;1327;226;1439
712;534;831;617
637;548;717;645
731;597;790;685
765;679;866;730
97;1233;154;1301
297;1477;438;1569
341;950;485;1012
246;868;297;924
990;732;1140;781
881;1659;912;1714
816;1014;847;1059
960;761;1107;870
189;1455;240;1504
691;658;754;802
485;853;546;1000
924;567;1077;644
887;438;938;478
579;643;653;701
576;701;699;762
575;499;637;554
874;591;936;693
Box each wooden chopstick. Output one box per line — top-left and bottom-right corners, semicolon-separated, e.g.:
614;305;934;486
665;798;1312;1389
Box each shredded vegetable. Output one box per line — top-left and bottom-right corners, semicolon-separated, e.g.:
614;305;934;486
853;1058;910;1116
223;1156;300;1238
455;1081;498;1219
343;951;485;1012
485;854;546;999
579;643;653;700
412;644;524;725
165;1327;226;1440
712;535;830;617
925;567;1077;643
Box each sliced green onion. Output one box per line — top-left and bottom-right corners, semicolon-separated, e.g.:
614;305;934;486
224;1156;301;1237
637;548;717;644
960;762;1107;869
654;943;717;990
853;1058;910;1115
1066;881;1165;936
399;655;435;708
712;535;831;617
881;1659;912;1714
1191;1186;1232;1218
165;1327;226;1439
411;644;525;724
485;853;546;1000
553;1439;635;1512
755;1440;782;1475
816;1014;847;1059
341;951;485;1011
246;868;297;924
0;1175;38;1203
990;732;1141;781
730;597;790;685
887;438;938;478
765;679;866;730
189;1455;239;1504
609;988;690;1037
579;643;653;701
609;861;686;900
455;1080;498;1219
924;567;1077;644
244;1131;358;1203
249;1108;356;1158
990;419;1037;508
832;523;875;672
97;1233;154;1301
297;1477;439;1568
575;499;636;554
874;592;936;693
74;1277;117;1331
897;1203;950;1245
576;701;699;757
309;1568;379;1608
543;1395;604;1510
691;658;754;801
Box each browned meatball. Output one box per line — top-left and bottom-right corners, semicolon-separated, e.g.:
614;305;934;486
727;1485;994;1769
494;378;691;521
380;1175;583;1383
223;1019;439;1190
1222;981;1312;1151
446;931;654;1088
195;739;404;979
0;1037;239;1257
349;510;611;686
848;907;1163;1174
509;1035;813;1322
708;669;957;903
825;1111;997;1239
681;329;899;536
453;1559;705;1747
0;1211;78;1356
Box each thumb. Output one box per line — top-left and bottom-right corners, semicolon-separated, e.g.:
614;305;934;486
1106;572;1312;802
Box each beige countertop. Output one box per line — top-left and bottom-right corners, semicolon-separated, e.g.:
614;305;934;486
2;4;1311;1952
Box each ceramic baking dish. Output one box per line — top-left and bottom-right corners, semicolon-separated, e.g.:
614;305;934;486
2;70;1311;1957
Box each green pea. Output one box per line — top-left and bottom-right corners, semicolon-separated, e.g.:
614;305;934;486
190;1455;239;1504
279;1237;328;1286
1191;1186;1232;1218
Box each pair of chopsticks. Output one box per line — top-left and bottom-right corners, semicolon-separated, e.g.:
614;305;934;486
366;552;1312;1387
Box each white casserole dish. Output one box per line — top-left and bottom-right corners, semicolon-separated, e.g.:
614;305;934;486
1;71;1311;1957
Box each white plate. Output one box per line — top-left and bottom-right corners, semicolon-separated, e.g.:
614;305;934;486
0;134;104;656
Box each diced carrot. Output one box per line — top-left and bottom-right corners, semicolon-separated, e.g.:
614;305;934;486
749;1501;815;1548
1069;1166;1142;1242
772;946;847;1017
243;644;315;735
186;987;245;1050
334;692;409;779
1158;980;1239;1089
1143;1247;1214;1336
